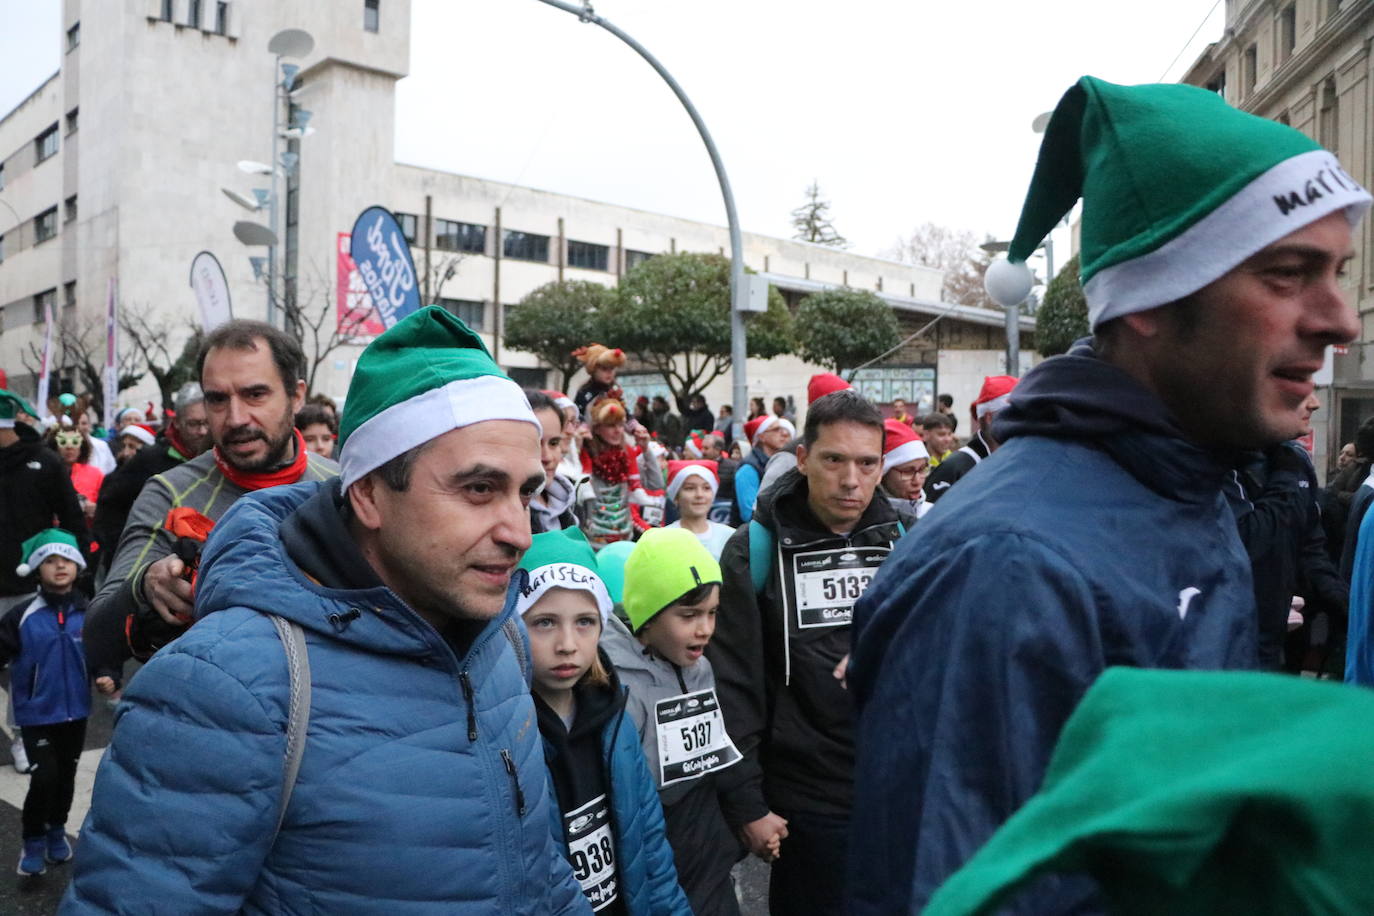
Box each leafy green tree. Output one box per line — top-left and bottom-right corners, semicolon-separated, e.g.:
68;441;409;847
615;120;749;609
606;252;793;404
792;288;899;378
1035;255;1088;357
504;280;615;390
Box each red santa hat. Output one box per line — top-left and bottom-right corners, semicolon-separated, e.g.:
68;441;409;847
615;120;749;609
542;389;575;413
745;414;795;447
683;430;708;459
666;459;719;503
808;373;852;405
973;375;1019;420
883;419;929;474
121;423;157;447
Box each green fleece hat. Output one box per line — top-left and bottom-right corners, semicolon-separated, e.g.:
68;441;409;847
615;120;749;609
984;76;1371;327
517;528;613;622
925;668;1374;915
337;306;540;490
622;527;721;632
16;529;85;577
0;388;38;429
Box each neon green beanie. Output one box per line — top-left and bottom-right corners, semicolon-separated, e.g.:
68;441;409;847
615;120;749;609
622;527;721;632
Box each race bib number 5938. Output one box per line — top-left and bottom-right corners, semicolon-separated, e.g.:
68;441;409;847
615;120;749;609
564;795;618;911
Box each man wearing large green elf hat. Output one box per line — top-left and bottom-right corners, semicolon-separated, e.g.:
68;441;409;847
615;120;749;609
845;76;1370;915
66;307;588;913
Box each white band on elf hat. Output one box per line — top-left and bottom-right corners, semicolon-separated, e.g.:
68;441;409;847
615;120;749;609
883;439;930;474
1085;150;1370;327
121;424;156;446
517;562;614;623
975;394;1012;419
751;415;795;446
16;542;85;577
340;375;538;491
666;464;719;502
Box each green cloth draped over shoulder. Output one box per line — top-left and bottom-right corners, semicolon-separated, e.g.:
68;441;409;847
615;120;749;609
926;668;1374;916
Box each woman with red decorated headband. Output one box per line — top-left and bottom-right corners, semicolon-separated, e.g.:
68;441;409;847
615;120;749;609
578;394;664;548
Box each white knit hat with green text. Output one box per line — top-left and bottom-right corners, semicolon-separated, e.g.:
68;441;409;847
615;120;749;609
984;76;1371;328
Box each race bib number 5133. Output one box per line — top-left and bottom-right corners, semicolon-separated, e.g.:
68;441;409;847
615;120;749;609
790;545;889;628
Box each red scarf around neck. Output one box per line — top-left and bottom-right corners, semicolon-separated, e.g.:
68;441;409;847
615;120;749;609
165;423;191;461
214;429;309;491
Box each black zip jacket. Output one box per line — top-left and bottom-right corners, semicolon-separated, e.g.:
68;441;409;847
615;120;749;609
536;664;628;916
709;467;902;818
91;441;184;576
1;424;88;598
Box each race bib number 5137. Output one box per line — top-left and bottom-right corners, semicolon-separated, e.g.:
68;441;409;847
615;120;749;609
654;688;741;787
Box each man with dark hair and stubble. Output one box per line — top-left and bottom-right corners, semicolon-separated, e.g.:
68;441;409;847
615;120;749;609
848;76;1368;913
66;307;585;912
83;320;338;688
709;389;905;915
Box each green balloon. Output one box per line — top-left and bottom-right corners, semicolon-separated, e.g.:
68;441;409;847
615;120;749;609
595;540;636;606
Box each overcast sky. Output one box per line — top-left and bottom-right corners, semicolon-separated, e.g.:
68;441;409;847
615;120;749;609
2;0;1224;264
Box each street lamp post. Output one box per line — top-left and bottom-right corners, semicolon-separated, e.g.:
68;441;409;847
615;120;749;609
532;0;748;436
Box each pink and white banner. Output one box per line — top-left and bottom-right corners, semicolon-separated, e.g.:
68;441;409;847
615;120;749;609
103;277;118;430
336;232;386;341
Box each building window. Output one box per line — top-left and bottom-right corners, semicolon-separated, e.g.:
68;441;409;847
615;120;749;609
1278;4;1297;63
66;107;78;135
364;0;380;32
35;124;59;163
1205;72;1226;99
567;240;609;271
65;196;77;223
187;0;202;28
66;22;80;51
0;234;5;264
35;207;58;244
63;281;76;309
1319;79;1338;154
395;212;418;244
437;298;485;330
0;163;5;190
33;289;56;324
1243;44;1258;95
503;230;549;263
436;218;486;254
625;249;655;271
214;1;229;35
160;0;173;21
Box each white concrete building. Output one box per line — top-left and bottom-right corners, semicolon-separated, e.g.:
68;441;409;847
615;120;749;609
0;0;1032;425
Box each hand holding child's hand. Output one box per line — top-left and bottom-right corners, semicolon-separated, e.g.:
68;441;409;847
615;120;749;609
740;812;789;863
95;676;118;696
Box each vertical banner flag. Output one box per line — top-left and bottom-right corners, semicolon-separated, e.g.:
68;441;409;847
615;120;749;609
103;277;118;431
336;233;386;341
35;298;55;417
348;206;419;329
189;251;233;331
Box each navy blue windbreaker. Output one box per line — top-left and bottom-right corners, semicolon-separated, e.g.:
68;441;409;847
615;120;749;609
846;339;1258;915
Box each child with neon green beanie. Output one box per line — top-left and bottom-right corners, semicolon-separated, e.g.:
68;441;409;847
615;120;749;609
601;527;787;915
515;528;690;915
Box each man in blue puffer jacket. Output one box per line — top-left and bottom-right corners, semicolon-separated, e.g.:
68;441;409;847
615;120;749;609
63;307;590;914
848;76;1370;914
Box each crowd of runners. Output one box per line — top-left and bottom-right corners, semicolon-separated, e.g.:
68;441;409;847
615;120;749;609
1;74;1373;914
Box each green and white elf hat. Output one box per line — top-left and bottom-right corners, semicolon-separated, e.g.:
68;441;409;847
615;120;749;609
984;76;1372;328
517;528;614;623
0;389;38;430
337;306;541;491
16;529;85;577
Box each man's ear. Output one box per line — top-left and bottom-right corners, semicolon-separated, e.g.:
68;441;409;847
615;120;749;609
1118;309;1165;340
795;442;810;474
291;379;307;413
348;475;384;532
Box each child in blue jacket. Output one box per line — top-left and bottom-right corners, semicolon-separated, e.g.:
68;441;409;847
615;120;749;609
518;528;691;916
3;529;91;876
